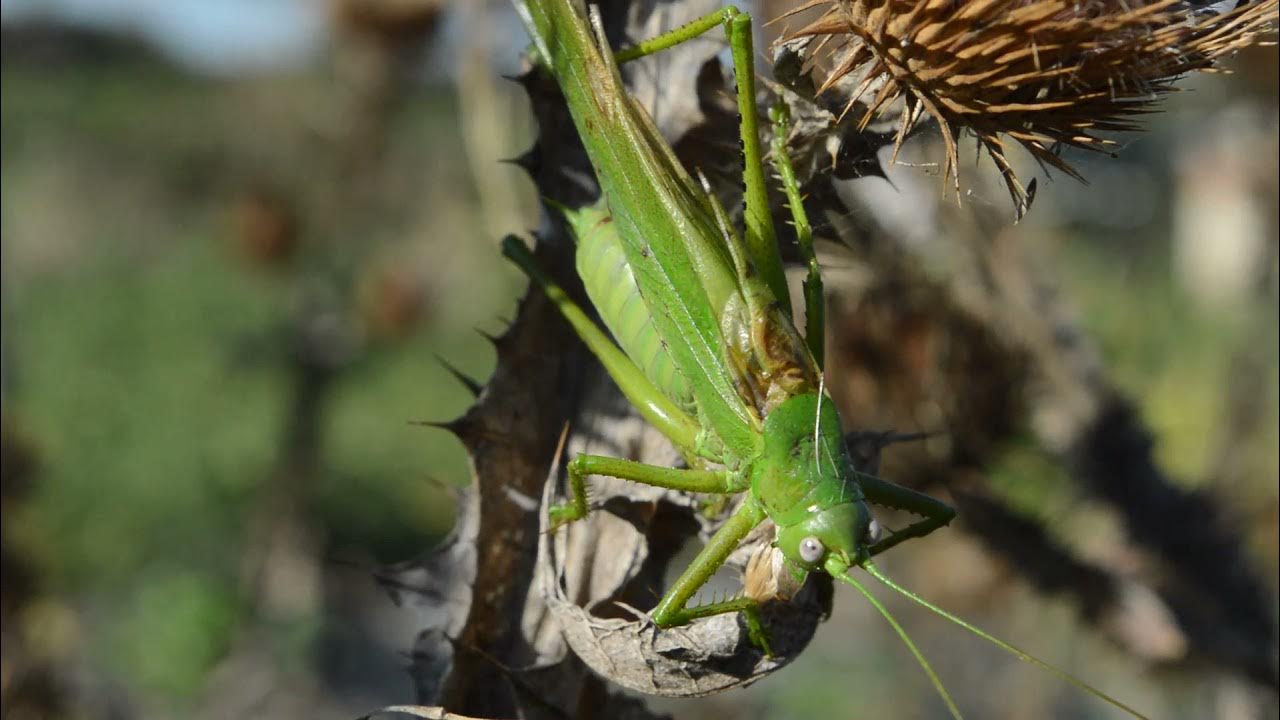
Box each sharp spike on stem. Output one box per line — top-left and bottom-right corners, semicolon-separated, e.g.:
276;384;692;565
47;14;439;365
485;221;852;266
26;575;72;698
503;69;540;92
500;146;541;176
474;327;502;346
433;353;483;397
835;569;964;720
408;418;454;431
862;561;1151;720
408;416;474;442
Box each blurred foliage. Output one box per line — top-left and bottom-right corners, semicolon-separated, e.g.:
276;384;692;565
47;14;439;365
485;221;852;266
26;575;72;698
2;22;530;713
1060;244;1277;481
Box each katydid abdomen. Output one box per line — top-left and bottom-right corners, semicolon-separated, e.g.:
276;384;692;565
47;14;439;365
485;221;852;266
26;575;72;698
569;203;695;414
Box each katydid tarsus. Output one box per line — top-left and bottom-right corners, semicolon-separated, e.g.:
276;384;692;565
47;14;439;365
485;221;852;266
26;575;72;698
502;1;1147;717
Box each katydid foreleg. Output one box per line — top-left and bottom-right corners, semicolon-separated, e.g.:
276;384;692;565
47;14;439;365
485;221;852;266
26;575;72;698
650;499;772;654
765;102;958;556
609;6;790;315
769;103;825;366
859;473;957;557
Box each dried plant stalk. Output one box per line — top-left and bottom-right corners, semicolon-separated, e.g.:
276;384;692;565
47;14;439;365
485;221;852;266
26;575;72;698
777;0;1279;216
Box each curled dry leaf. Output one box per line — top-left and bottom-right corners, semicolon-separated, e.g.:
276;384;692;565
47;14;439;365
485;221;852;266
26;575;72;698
360;706;493;720
532;374;829;697
775;0;1280;217
537;479;829;697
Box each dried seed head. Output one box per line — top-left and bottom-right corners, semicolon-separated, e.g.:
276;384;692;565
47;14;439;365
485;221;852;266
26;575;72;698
776;0;1279;217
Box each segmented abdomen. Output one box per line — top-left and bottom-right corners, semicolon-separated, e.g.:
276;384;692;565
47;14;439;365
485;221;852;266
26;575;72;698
575;216;695;413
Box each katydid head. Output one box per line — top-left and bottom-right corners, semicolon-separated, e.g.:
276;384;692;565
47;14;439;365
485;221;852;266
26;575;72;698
774;501;877;573
756;397;1146;718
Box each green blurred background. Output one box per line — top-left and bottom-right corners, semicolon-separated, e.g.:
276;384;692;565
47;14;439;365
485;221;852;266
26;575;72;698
1;1;1275;719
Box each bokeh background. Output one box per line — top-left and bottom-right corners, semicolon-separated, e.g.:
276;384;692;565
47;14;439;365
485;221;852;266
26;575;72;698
1;1;1275;719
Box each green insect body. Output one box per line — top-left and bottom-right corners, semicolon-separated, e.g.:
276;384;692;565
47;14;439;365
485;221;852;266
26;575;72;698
563;200;881;605
511;0;928;610
503;1;1148;718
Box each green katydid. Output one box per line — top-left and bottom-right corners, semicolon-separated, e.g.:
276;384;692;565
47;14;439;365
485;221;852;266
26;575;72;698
502;1;1148;717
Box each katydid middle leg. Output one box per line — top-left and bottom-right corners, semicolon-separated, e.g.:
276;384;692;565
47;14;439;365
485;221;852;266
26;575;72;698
551;453;741;527
506;231;777;650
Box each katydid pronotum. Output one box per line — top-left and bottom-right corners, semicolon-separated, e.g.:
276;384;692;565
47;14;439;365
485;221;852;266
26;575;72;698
502;1;1148;717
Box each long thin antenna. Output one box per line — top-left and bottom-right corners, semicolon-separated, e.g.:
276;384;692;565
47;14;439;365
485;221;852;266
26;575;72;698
835;570;964;720
814;374;825;476
862;561;1150;720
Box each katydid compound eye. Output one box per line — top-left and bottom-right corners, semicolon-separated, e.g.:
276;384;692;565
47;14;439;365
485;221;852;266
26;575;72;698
866;519;882;544
799;536;825;564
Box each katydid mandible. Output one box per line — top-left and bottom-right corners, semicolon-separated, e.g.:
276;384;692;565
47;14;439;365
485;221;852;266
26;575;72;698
503;2;1147;718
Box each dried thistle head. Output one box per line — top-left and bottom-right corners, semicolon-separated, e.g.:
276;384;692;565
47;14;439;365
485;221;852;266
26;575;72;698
776;0;1279;217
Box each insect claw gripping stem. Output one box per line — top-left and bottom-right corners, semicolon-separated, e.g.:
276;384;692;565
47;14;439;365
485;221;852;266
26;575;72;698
546;503;586;531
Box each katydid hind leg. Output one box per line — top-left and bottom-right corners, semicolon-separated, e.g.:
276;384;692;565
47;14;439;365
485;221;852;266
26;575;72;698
860;473;957;556
501;236;703;455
